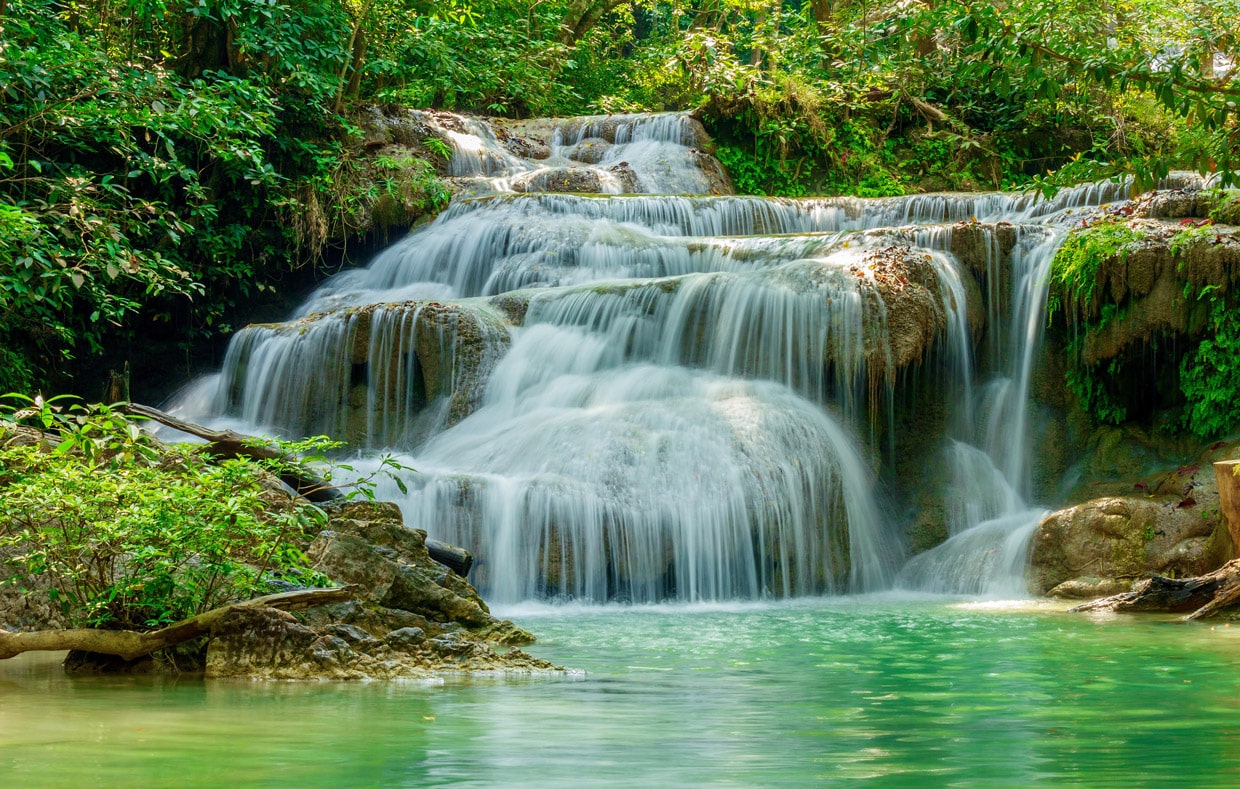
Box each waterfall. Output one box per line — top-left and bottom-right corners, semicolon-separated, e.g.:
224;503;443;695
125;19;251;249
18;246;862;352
168;110;1161;603
894;227;1066;595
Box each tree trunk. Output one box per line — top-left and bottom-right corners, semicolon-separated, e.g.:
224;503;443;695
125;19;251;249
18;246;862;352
749;1;782;72
1216;460;1240;555
426;539;473;576
557;0;628;45
0;587;355;661
811;0;850;61
333;0;375;114
120;403;343;502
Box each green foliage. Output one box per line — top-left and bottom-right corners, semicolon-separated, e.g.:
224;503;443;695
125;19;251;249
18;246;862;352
361;1;580;116
1048;221;1143;323
1180;292;1240;438
0;1;293;376
3;0;1236;386
1169;223;1220;258
1051;220;1149;427
1065;358;1129;426
0;396;329;629
0;0;450;386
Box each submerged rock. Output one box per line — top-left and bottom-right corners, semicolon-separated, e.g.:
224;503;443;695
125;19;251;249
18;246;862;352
204;607;556;680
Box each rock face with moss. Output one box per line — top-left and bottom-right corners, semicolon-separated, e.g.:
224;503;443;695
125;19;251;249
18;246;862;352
1020;188;1240;598
1045;193;1240;438
204;500;557;680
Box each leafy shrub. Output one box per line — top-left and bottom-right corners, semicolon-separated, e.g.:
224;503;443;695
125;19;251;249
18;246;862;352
1065;359;1128;426
1180;294;1240;439
0;397;328;629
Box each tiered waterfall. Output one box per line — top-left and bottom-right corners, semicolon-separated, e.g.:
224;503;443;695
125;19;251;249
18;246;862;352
173;112;1155;603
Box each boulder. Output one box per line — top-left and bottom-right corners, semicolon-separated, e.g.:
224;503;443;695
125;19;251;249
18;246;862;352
1030;493;1229;597
510;165;640;194
846;245;951;375
563;137;612;164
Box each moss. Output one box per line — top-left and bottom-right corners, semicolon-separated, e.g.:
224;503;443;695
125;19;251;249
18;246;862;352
1047;219;1144;324
1208;191;1240;225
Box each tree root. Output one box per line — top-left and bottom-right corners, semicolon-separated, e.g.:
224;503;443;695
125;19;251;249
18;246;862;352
0;587;355;661
1070;559;1240;620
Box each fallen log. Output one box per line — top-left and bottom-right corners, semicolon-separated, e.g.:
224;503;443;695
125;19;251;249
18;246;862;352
121;402;343;502
1070;558;1240;620
0;586;355;661
426;539;474;576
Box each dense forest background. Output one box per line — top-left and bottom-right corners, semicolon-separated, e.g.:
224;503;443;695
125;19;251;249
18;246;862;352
1;0;1237;398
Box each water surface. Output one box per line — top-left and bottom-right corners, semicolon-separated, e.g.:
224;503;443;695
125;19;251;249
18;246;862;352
4;599;1239;786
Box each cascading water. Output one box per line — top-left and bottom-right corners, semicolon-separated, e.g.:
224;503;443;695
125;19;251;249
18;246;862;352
169;110;1196;603
893;227;1064;595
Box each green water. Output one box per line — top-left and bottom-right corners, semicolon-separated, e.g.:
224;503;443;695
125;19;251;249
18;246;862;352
4;598;1240;787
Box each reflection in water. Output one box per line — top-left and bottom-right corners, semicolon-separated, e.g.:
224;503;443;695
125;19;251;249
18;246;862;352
4;602;1240;786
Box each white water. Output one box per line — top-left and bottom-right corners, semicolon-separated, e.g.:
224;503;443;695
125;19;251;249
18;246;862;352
430;111;718;197
170;112;1188;603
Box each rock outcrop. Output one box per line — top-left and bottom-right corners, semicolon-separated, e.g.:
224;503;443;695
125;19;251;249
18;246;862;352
0;418;560;679
202;501;556;680
1068;219;1240;368
227;300;511;447
855;245;951;374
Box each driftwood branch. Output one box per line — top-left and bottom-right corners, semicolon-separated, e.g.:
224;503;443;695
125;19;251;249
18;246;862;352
1070;559;1240;620
0;586;355;661
122;403;343;502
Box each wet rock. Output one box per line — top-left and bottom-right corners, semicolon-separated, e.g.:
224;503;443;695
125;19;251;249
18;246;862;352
1030;493;1229;596
693;151;735;196
948;221;1019;278
510;165;641;195
509;113;715;151
200;501;549;679
1047;576;1134;599
848;245;949;374
1128;189;1211;220
385;627;426;646
564;137;612;164
497;130;551;160
203;606;559;680
511;167;607;194
310;531;490;628
244;300;510;443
